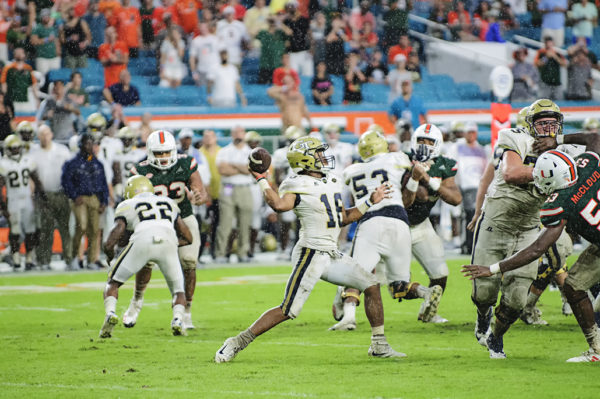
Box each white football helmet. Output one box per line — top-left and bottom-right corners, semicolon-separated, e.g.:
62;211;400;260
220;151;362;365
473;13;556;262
147;130;178;170
533;150;578;195
411;123;443;159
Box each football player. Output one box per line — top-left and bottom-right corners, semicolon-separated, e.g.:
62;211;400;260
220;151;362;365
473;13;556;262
405;124;462;323
15;121;37;153
125;130;207;330
0;135;47;270
583;117;599;134
112;126;145;202
322;123;354;174
100;175;193;338
244;130;265;259
469;99;567;359
329;130;443;331
215;136;404;363
463;146;600;362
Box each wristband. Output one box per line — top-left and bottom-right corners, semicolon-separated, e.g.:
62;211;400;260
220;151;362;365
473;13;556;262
357;198;372;214
556;135;564;145
406;177;419;193
428;178;441;192
257;178;270;192
489;262;501;274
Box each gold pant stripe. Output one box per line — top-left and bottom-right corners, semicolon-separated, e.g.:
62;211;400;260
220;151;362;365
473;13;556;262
109;242;134;280
281;247;315;315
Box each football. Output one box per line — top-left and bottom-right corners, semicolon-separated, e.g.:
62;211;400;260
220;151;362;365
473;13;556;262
248;147;271;173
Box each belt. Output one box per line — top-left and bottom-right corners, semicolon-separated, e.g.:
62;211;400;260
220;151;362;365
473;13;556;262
359;205;409;226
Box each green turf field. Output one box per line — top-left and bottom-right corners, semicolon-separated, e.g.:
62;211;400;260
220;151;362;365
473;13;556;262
0;258;597;398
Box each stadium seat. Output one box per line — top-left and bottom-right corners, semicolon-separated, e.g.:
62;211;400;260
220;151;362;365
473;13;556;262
456;82;483;101
243;84;274;105
129;57;157;76
362;83;389;104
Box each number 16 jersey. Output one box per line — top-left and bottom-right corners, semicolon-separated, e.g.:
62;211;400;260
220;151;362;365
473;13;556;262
279;173;345;252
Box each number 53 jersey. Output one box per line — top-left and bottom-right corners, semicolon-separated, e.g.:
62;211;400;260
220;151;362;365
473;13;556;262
540;151;600;243
279;174;345;252
114;192;181;243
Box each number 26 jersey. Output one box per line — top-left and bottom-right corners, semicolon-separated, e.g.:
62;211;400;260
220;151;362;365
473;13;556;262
279;173;345;252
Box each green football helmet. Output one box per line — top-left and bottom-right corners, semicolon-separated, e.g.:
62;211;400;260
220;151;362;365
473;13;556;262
284;125;305;142
516;106;529;130
287;136;334;173
4;134;23;159
583;117;600;132
526;99;563;138
124;175;154;199
358;130;388;161
16;121;34;142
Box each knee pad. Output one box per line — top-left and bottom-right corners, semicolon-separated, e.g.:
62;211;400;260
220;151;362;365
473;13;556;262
495;303;521;326
388;281;412;301
180;257;197;271
341;290;361;306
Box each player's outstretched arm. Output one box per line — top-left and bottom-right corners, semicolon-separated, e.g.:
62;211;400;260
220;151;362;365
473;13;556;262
250;168;297;212
402;162;427;208
534;133;600;155
462;220;566;279
342;183;392;226
103;219;127;263
502;150;534;185
175;215;193;246
467;161;494;231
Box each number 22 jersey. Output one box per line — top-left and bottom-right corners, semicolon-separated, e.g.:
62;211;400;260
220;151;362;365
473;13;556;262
278;173;344;252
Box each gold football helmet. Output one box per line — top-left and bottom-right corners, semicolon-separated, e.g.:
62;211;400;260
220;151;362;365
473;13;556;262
358;130;388;161
244;130;263;144
583;117;600;133
287;136;334;172
526;99;563;138
516;106;529;130
284;125;305;142
16;121;34;142
4;134;23;160
124;175;154;199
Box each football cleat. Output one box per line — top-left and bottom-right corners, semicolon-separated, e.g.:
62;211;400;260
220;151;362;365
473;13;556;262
566;348;600;363
171;317;186;336
332;286;344;321
215;336;243;363
328;319;356;331
520;306;548;325
486;333;506;359
475;306;493;346
593;294;600;312
368;337;407;358
419;285;443;322
99;312;118;338
123;299;143;328
182;311;195;330
562;301;573;316
424;314;449;324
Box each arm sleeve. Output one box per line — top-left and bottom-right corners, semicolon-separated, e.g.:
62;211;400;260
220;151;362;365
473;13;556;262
540;202;567;227
61;159;76;200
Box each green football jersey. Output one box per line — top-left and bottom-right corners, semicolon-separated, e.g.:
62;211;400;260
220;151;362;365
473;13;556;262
131;155;198;218
405;154;458;226
540;152;600;243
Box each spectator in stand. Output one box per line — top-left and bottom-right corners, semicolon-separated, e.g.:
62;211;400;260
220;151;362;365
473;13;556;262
484;10;506;42
384;0;411;48
311;60;334;105
510;46;539;101
569;0;597;45
499;2;519;29
568;37;599;71
325;12;348;76
256;17;288;84
0;91;14;141
387;53;412;102
61;5;92;69
281;0;312;77
244;0;270;40
388;79;427;129
159;27;186;88
364;49;389;84
428;1;448;39
66;71;89;108
1;47;39;113
0;14;9;63
110;0;141;58
566;47;593;100
103;69;141;106
189;21;221;88
350;19;378;60
534;36;567;99
199;129;222;259
32;125;73;270
139;0;155;49
30;9;61;76
176;0;199;36
538;0;567;47
220;0;247;21
83;0;107;58
61;133;108;270
98;26;129;88
267;74;311;130
448;1;478;41
406;50;422;81
272;52;300;87
349;0;376;33
38;80;81;141
207;49;247;108
310;11;327;67
387;33;412;65
504;0;527;16
216;6;249;69
343;50;365;105
6;13;30;55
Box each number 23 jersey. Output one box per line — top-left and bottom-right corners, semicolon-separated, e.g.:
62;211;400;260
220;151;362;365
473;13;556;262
0;154;36;201
540;152;600;243
115;192;181;242
279;173;345;252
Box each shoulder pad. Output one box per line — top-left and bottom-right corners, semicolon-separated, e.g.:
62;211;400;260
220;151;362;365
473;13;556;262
496;129;532;159
279;175;314;195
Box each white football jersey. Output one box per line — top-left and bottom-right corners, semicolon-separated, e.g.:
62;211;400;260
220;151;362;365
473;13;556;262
0;154;37;200
114;148;146;183
114;192;180;242
98;136;124;184
272;146;295;182
279;173;345;251
326;141;354;174
343;152;411;212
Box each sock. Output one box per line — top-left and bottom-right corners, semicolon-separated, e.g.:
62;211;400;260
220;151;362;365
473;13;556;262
133;289;145;302
341;302;356;322
185;302;192;314
104;296;117;314
416;284;430;299
525;291;540;308
371;325;384;337
584;325;600;353
237;328;256;349
172;304;185;321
